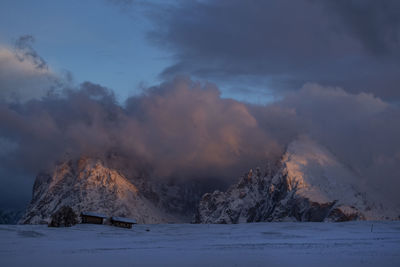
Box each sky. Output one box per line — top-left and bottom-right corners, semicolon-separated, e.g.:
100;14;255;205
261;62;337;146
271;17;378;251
1;0;400;103
0;0;400;210
0;0;171;102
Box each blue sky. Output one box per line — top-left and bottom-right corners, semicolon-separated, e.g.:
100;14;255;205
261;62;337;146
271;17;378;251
0;0;170;102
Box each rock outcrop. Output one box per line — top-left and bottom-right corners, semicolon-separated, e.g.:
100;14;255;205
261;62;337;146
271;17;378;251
20;138;399;225
19;158;180;224
195;137;398;223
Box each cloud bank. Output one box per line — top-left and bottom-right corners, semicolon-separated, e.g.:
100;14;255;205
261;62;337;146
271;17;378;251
0;44;56;102
1;68;400;208
148;0;400;101
0;77;282;180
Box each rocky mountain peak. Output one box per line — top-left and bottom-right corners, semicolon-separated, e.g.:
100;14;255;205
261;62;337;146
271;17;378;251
19;157;175;224
20;138;399;225
194;137;400;223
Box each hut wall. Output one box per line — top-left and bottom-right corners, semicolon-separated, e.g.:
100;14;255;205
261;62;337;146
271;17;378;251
111;221;132;229
81;216;104;224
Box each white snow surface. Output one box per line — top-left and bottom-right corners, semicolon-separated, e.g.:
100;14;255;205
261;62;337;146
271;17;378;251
1;222;400;267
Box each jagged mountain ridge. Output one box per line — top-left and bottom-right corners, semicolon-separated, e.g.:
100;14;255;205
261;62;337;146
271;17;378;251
19;157;187;224
195;137;400;223
21;138;399;224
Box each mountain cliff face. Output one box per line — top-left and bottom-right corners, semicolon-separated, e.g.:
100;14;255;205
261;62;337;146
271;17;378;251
21;138;399;224
195;138;400;223
19;158;181;224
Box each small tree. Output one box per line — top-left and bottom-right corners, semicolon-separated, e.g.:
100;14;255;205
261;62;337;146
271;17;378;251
48;206;78;227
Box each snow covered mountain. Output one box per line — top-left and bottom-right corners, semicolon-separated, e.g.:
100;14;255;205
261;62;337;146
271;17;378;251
19;158;181;224
20;137;399;225
195;137;400;223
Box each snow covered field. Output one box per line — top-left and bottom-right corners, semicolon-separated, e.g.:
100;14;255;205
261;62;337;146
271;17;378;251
1;221;399;267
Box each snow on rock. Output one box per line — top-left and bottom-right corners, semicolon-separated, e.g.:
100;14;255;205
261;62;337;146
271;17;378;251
19;158;177;224
195;137;400;223
20;137;399;225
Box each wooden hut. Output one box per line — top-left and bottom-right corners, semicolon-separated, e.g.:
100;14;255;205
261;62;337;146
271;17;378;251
110;216;137;229
80;211;107;224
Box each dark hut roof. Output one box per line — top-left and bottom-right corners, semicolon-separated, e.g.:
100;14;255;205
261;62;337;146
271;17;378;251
111;216;137;224
80;211;107;218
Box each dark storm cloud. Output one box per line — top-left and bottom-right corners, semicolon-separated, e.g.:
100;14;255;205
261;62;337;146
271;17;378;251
1;76;400;207
0;77;285;210
323;0;400;56
123;77;283;178
278;84;400;201
148;0;400;100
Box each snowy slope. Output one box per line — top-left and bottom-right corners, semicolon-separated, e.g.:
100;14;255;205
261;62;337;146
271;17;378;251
283;137;400;220
19;158;177;224
195;137;400;223
1;222;400;267
20;138;400;225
